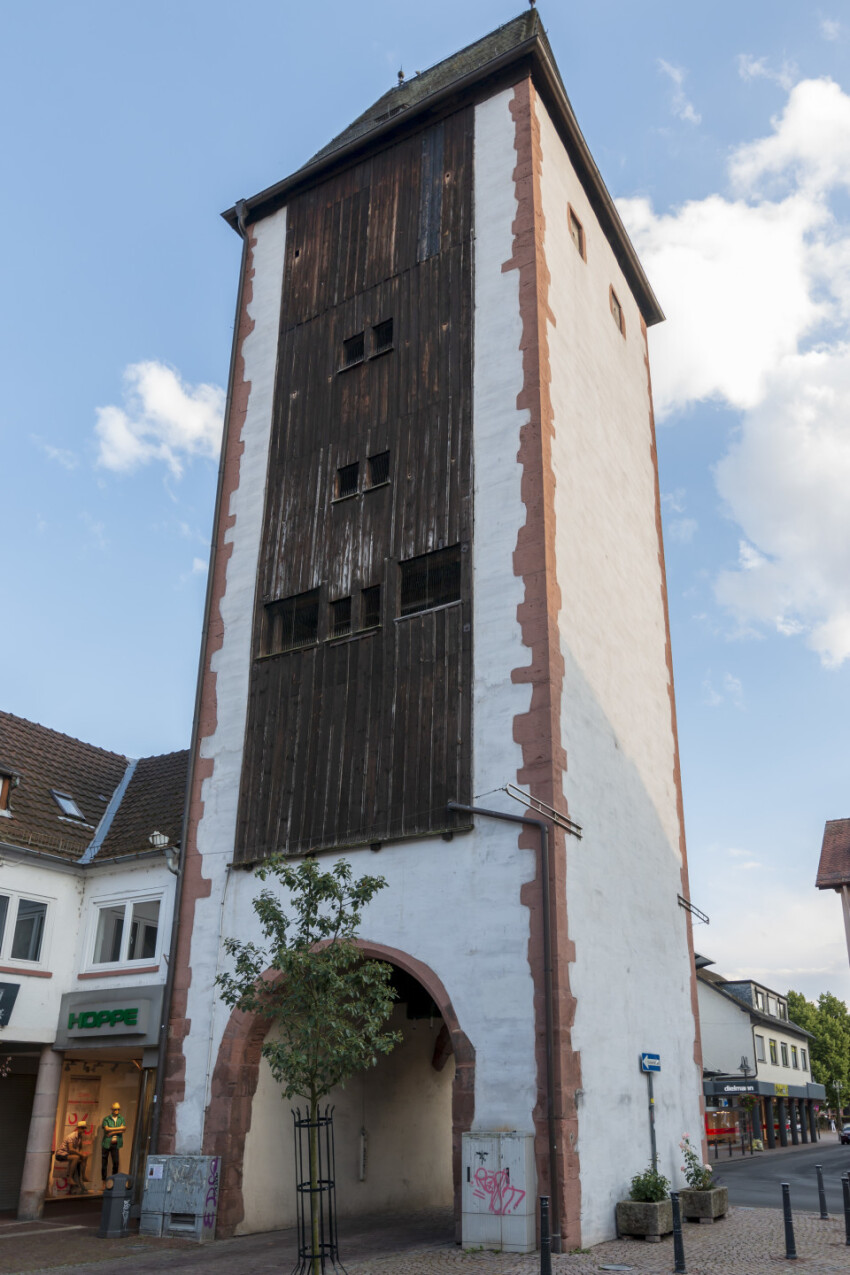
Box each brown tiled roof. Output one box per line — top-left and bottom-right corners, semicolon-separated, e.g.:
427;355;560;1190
99;751;188;858
816;819;850;889
0;711;187;863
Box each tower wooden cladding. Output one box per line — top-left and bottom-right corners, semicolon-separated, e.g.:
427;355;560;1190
234;111;474;863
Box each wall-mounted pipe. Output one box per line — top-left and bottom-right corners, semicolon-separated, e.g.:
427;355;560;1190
447;799;561;1254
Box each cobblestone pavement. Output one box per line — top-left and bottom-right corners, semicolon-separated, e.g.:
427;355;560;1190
2;1206;849;1275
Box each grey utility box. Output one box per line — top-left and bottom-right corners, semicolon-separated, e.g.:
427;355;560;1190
140;1154;221;1242
99;1174;133;1239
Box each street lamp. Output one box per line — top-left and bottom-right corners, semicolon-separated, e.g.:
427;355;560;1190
739;1057;756;1146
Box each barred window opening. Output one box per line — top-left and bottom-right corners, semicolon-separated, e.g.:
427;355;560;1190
342;332;365;368
330;596;352;638
399;544;461;617
336;462;359;499
361;585;381;629
265;589;320;653
367;451;390;486
372;319;393;354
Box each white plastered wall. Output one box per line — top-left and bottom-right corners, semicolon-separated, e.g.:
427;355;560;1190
534;96;703;1243
176;94;542;1194
239;1008;455;1233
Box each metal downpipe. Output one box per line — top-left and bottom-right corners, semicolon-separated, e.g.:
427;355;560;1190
447;800;561;1253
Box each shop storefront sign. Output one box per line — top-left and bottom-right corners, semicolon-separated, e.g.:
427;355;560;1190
66;1004;148;1035
720;1082;756;1094
54;984;163;1050
774;1083;789;1097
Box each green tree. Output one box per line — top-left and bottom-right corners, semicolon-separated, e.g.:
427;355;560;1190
216;855;401;1273
787;989;850;1111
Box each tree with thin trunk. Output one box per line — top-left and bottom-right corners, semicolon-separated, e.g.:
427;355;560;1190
216;855;400;1274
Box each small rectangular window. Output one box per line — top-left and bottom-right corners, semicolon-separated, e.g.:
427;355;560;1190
330;597;352;638
367;452;390;487
342;332;364;368
791;1046;798;1068
568;206;585;259
400;544;461;617
756;990;765;1011
755;1034;765;1063
610;287;625;336
780;1042;789;1067
336;462;359;499
0;774;11;814
769;1039;778;1065
0;895;8;950
372;319;393;354
361;585;381;630
801;1049;808;1070
11;899;47;962
51;790;83;819
127;899;160;961
264;589;320;654
768;996;777;1016
94;904;125;964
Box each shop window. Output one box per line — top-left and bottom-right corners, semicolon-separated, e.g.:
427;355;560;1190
780;1042;789;1067
769;1039;778;1065
755;1034;766;1063
92;897;160;966
399;544;461;617
791;1046;799;1069
0;892;48;964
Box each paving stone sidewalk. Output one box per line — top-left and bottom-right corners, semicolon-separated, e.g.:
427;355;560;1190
2;1206;849;1275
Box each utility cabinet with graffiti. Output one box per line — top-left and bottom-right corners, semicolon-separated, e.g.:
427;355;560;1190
461;1132;536;1253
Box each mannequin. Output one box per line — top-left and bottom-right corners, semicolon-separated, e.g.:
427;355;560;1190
56;1119;88;1192
101;1102;126;1182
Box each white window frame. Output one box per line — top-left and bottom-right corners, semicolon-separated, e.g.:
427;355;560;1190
755;1033;766;1063
0;887;53;967
85;889;164;972
791;1045;799;1068
801;1049;808;1071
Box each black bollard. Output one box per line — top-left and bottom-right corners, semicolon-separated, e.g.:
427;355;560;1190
816;1164;828;1220
781;1183;797;1260
539;1195;552;1275
671;1192;687;1274
842;1174;850;1246
713;1139;719;1161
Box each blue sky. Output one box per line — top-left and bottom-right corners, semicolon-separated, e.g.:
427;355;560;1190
3;1;850;1004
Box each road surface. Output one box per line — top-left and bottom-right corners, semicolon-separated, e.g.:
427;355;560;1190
713;1139;850;1212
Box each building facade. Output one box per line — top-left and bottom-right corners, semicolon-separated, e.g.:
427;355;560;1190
816;819;850;968
696;959;825;1148
160;14;704;1250
0;711;185;1217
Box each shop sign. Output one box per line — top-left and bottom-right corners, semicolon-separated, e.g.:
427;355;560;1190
721;1082;756;1094
0;982;20;1027
774;1083;789;1097
66;1002;149;1036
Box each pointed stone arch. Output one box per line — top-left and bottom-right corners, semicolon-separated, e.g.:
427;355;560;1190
203;939;475;1237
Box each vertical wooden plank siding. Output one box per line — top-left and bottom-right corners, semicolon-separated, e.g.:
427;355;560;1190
235;107;473;861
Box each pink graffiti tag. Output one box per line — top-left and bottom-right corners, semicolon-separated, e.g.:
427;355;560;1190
472;1167;526;1216
203;1158;220;1229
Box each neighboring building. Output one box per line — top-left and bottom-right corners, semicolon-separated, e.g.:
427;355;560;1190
0;711;186;1218
696;956;825;1148
816;819;850;967
160;13;704;1251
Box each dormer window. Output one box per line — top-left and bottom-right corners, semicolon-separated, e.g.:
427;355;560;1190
51;790;84;819
0;772;13;817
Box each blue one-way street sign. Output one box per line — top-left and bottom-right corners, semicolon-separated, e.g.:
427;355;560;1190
640;1052;661;1073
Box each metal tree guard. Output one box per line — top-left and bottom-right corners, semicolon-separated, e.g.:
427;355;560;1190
291;1106;347;1274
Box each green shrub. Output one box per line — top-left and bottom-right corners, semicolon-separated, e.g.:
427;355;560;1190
629;1162;671;1202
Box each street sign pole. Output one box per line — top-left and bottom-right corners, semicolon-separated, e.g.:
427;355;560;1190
640;1054;661;1167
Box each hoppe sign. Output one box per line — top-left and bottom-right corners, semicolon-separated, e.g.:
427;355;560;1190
54;984;163;1050
66;1003;149;1036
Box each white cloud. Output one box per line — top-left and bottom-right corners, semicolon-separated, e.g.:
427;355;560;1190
191;557;207;575
658;58;701;125
669;517;698;544
95;361;224;477
737;54;797;93
820;17;841;42
619;76;850;666
696;882;850;1005
32;435;78;470
702;671;744;708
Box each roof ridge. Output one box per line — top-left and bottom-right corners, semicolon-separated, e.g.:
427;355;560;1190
0;709;128;764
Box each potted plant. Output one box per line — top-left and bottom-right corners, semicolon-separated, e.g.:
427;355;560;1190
677;1134;728;1223
615;1163;673;1242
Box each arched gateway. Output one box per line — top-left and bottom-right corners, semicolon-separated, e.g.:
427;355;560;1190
202;942;475;1238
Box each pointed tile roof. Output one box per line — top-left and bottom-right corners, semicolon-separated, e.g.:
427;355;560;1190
223;10;663;326
0;710;187;862
816;818;850;889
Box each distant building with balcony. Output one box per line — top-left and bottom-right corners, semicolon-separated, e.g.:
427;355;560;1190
696;955;826;1148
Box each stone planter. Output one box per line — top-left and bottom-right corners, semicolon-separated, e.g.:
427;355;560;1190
615;1198;673;1242
678;1186;729;1223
